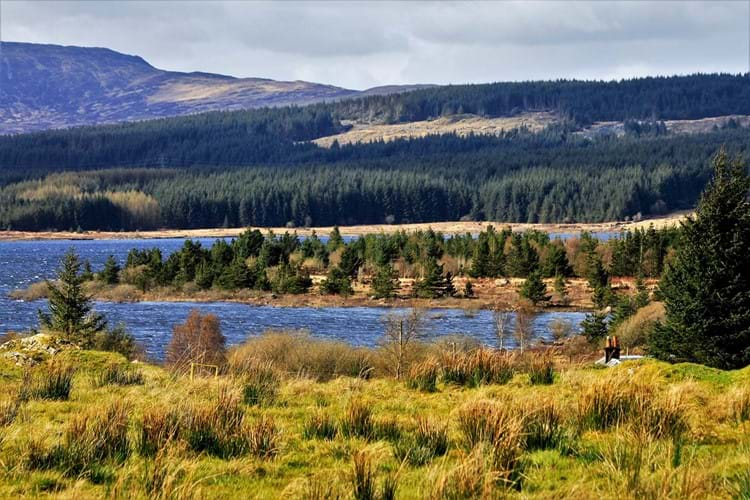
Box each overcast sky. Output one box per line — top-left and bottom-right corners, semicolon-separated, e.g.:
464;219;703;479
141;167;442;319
1;0;747;89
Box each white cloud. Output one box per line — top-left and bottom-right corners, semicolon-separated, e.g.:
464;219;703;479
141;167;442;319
1;0;746;89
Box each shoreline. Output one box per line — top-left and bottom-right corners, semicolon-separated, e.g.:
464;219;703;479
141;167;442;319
0;212;688;242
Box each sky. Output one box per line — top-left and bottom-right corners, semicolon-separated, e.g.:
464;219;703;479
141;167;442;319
1;0;748;90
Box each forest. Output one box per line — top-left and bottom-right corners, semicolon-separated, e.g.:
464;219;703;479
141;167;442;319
0;127;746;230
0;73;748;230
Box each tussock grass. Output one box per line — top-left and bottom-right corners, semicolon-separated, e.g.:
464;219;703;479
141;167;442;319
340;399;373;440
525;351;556;385
302;411;338;440
441;349;515;387
92;363;144;387
136;407;181;457
240;362;279;406
726;385;750;423
21;362;75;401
394;416;449;465
406;359;439;392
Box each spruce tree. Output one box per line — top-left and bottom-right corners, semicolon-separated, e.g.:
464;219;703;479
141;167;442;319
320;266;353;296
39;250;106;347
519;270;550;305
99;255;120;285
372;263;399;299
414;258;448;298
650;152;750;369
581;312;608;344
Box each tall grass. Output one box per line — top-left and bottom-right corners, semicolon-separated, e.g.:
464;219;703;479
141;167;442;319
351;450;375;500
21;362;75;401
181;387;248;458
521;397;567;450
394;417;449;465
525;351;556;385
303;411;338;440
92;363;144;387
0;396;21;427
406;359;439;392
136;407;181;457
441;349;515;387
340;399;373;440
240;362;279;406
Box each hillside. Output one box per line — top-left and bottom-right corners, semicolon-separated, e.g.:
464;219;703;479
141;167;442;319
0;42;425;134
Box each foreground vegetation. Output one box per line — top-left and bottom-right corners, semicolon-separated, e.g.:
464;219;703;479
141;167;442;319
1;342;750;499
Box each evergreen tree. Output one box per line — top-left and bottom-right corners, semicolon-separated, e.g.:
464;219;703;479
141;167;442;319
581;312;608;344
463;280;474;298
519;270;550;305
81;260;94;281
542;242;572;278
99;255;120;285
194;260;214;290
327;226;345;251
414;258;449;298
371;263;399;299
39;250;106;347
554;274;569;305
320;266;353;296
650;152;750;369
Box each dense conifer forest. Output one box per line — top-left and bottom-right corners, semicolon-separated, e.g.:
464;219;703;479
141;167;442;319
0;74;748;230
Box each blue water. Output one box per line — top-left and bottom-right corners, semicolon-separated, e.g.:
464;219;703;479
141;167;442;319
0;237;588;360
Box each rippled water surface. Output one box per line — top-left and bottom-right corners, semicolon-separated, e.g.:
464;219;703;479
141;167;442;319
0;237;594;359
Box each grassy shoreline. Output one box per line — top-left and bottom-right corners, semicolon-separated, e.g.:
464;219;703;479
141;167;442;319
0;212;688;242
9;275;625;311
1;344;749;498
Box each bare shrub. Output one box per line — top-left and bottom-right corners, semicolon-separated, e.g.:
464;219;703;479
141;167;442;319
514;301;536;351
165;309;226;372
380;308;425;380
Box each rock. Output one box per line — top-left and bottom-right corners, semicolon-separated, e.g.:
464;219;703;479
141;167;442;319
0;333;79;367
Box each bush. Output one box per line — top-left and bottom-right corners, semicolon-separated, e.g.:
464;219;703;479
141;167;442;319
340;399;373;440
93;323;143;361
166;310;226;371
614;302;664;350
228;331;372;381
92;363;144;387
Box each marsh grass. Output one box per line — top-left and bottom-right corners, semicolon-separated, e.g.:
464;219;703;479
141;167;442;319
340;399;373;440
441;349;515;387
136;407;181;457
525;351;556;385
181;387;249;458
302;411;338;440
92;363;144;387
394;417;449;465
240;362;279;406
406;359;439;392
0;396;22;426
521;397;567;451
21;362;75;401
727;386;750;423
351;450;375;500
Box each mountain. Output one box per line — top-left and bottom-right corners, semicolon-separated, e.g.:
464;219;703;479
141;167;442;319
0;42;426;134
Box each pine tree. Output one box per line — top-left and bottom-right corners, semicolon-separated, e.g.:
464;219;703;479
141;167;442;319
554;274;569;305
194;260;214;290
581;312;608;344
463;280;474;298
99;255;120;285
519;270;550;305
372;263;399;299
650;152;750;369
39;250;106;347
414;258;448;298
320;266;353;296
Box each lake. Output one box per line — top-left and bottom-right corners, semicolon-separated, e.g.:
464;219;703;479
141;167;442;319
0;237;595;359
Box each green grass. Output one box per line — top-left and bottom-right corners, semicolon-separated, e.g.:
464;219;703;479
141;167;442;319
0;353;749;498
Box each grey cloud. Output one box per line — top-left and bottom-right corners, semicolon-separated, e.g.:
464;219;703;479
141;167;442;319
1;0;747;89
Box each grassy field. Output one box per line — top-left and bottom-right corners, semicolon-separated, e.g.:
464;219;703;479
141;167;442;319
1;340;749;499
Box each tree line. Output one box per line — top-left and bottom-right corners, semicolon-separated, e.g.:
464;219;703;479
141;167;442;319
1;128;746;231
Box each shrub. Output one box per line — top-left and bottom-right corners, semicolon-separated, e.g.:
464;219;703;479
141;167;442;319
525;352;556;385
228;331;372;381
302;411;338;440
406;359;439;392
92;363;144;387
240;362;279;406
613;302;664;350
21;362;75;401
93;323;143;361
166;309;226;372
340;399;373;440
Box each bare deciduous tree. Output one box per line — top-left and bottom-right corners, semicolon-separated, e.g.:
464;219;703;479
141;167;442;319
380;308;424;379
493;308;513;351
514;301;536;352
549;318;573;343
166;309;226;371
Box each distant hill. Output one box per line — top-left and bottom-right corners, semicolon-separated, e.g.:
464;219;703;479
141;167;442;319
0;42;427;134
